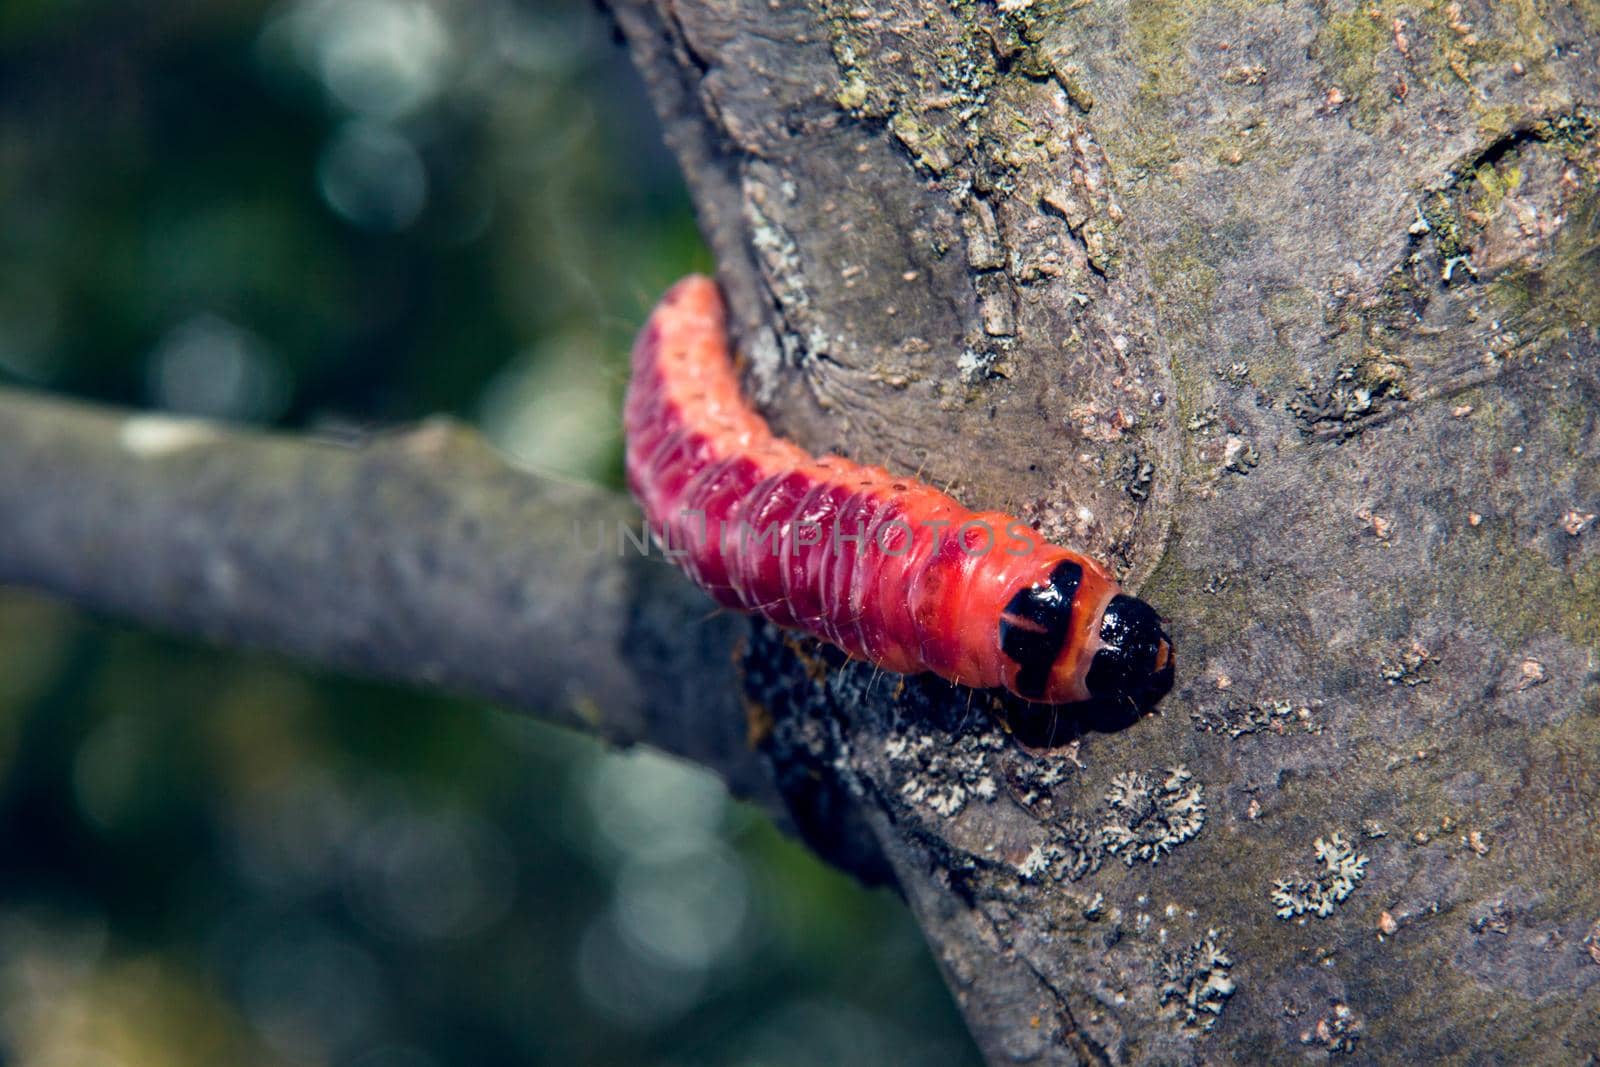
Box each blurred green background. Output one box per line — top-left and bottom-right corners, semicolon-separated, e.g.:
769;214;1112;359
0;2;982;1064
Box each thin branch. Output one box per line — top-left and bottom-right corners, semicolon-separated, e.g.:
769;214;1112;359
0;387;780;812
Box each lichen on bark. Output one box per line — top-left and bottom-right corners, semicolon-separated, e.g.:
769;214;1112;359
608;0;1600;1060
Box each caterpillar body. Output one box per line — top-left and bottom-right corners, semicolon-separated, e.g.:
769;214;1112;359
624;275;1174;711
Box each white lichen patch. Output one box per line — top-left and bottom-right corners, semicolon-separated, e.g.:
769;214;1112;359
1272;833;1369;919
1158;929;1236;1033
1380;639;1434;686
885;728;1003;818
745;195;809;314
119;414;219;457
1010;748;1076;808
1300;1001;1362;1055
957;346;998;383
1562;509;1596;536
1101;766;1206;866
1191;697;1323;738
1222;435;1259;474
1017;815;1102;882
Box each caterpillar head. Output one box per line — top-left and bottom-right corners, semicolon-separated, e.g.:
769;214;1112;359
1084;594;1175;710
999;562;1174;710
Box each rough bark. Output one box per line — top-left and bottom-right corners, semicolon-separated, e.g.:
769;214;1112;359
607;0;1600;1062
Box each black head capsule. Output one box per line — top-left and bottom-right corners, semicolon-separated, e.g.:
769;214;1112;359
1085;594;1175;711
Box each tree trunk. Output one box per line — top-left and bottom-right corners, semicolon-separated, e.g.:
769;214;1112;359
608;0;1600;1061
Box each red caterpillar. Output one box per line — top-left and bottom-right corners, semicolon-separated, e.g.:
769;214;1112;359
625;275;1173;710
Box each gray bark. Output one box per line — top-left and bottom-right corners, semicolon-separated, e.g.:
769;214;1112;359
607;0;1600;1062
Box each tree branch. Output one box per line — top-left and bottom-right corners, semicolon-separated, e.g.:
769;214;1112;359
0;387;781;814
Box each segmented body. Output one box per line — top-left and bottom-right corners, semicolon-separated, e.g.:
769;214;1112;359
624;275;1171;707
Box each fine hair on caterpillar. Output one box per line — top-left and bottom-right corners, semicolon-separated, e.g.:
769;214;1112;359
641;511;1045;559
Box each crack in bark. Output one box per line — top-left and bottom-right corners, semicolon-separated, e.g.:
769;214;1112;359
1017;953;1114;1067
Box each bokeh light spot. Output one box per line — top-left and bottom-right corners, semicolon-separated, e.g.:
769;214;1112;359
478;337;621;480
575;913;706;1028
237;922;383;1061
613;845;749;971
288;0;453;120
317;121;428;232
583;748;730;864
146;314;288;422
